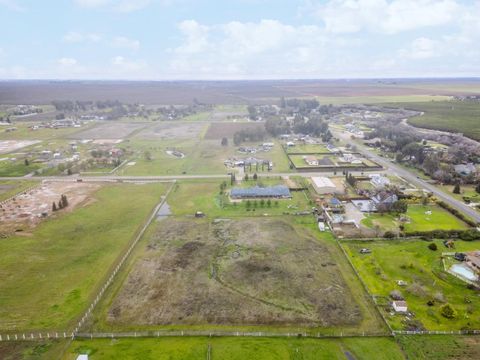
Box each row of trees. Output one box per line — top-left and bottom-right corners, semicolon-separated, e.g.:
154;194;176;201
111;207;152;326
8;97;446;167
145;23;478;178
52;194;69;212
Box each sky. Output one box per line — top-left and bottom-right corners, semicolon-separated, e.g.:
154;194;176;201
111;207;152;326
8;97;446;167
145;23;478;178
0;0;479;80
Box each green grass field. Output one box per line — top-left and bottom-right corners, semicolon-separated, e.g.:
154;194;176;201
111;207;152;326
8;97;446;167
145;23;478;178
397;335;480;360
166;179;312;218
0;122;90;141
389;101;480;141
315;95;451;105
0;183;168;331
119;138;290;176
0;180;38;201
343;239;480;330
62;336;405;360
361;204;470;233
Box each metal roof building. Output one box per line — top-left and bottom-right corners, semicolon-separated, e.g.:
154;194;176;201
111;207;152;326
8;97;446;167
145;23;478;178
230;185;291;199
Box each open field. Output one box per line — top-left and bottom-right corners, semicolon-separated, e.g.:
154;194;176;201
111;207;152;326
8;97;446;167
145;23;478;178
389;101;480;141
106;218;362;328
205;122;265;139
397;335;480;360
118;139;290;176
0;140;41;154
316;95;451;105
63;336;404;360
0;123;85;141
343;239;480;330
135;122;207;140
0;340;67;360
0;182;168;331
285;144;330;153
0;180;38;201
361;204;471;233
68;122;147;140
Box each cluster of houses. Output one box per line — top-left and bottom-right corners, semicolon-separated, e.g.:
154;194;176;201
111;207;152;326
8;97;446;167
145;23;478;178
224;157;272;170
237;142;274;154
29;119;82;131
344;122;365;138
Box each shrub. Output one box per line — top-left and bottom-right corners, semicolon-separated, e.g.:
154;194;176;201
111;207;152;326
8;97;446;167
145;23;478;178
390;290;404;300
384;231;395;239
407;282;428;298
428;243;438;251
434;291;446;303
440;304;457;319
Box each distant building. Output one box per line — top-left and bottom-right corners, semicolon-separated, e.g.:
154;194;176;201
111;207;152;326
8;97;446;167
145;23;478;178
230;185;291;199
392;300;408;313
311;176;338;194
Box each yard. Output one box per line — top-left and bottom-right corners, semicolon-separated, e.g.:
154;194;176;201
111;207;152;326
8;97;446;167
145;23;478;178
166;179;312;218
285;144;330;154
343;239;480;330
361;204;470;233
62;336;404;360
0;182;169;331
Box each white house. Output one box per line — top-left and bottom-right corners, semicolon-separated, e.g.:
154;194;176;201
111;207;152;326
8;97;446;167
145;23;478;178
311;176;338;194
369;174;390;188
392;300;408;313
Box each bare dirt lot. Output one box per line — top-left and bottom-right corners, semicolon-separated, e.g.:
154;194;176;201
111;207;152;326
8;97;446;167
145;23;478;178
204;122;265;139
108;218;362;327
0;181;100;234
69;122;146;140
135;122;206;140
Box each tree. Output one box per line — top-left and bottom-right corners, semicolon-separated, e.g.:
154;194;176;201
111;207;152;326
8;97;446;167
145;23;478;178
221;137;228;146
428;243;438;251
391;200;408;214
144;151;152;161
453;183;461;194
61;194;69;208
24;158;29;166
253;173;258;181
245;200;251;209
260;199;265;207
58;200;63;210
247;105;257;120
244;174;249;181
52;202;57;212
476;183;480;194
267;199;271;207
440;304;457;319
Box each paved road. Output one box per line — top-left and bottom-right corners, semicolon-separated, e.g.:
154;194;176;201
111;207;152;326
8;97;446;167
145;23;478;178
332;128;480;223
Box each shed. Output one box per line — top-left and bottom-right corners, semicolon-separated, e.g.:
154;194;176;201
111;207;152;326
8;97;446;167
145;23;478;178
311;177;338;194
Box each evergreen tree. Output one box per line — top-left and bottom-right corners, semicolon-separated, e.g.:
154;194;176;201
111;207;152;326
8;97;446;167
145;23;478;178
52;202;57;212
453;183;461;194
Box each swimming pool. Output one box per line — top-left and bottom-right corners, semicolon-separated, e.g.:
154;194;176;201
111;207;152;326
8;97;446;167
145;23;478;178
450;263;478;281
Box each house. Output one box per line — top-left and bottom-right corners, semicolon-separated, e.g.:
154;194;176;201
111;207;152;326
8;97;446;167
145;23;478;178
303;155;318;166
230;185;291;199
351;199;377;212
465;252;480;273
454;163;477;176
369;174;390;188
371;192;398;207
311;177;338;194
392;300;408;313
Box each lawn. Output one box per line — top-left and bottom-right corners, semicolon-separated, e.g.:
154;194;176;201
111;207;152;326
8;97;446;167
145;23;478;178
439;184;480;206
62;336;404;360
0;340;67;360
0;182;169;331
166;179;312;218
361;204;470;233
0;123;86;141
343;239;480;330
0;159;41;177
181;111;212;121
388;101;480;141
316;95;451;105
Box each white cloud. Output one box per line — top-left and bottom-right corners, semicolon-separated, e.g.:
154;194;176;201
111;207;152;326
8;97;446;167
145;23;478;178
111;56;146;72
399;37;439;59
0;0;25;11
111;36;140;51
309;0;459;34
63;31;102;43
58;57;78;66
173;20;210;54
